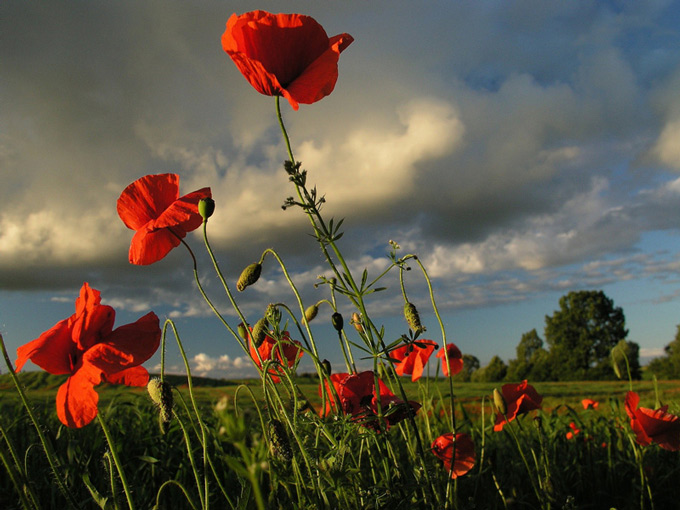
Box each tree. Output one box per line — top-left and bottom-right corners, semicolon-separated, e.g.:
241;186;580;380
472;355;507;382
609;339;642;380
453;354;480;382
506;329;545;381
544;290;628;380
647;325;680;379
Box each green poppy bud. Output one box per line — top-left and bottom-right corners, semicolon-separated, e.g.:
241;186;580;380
198;197;215;220
237;262;262;292
493;388;507;416
304;304;319;323
251;317;268;348
321;359;332;376
147;378;174;433
331;312;343;332
269;419;292;461
404;302;425;335
237;322;249;341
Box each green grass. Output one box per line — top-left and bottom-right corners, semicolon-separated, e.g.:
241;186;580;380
2;373;680;509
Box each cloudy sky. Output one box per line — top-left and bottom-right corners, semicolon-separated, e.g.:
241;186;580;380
2;1;680;379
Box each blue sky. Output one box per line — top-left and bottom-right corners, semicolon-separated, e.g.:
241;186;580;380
2;1;680;378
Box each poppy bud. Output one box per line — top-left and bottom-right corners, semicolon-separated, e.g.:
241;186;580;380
237;262;262;292
404;302;426;334
321;359;332;376
351;312;364;334
198;197;215;220
305;304;319;323
493;388;507;416
251;317;268;348
331;312;343;332
147;378;174;433
268;419;292;461
237;322;248;341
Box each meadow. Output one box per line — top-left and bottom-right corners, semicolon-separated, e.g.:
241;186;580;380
2;372;680;509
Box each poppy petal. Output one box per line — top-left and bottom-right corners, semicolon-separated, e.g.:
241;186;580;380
16;318;73;374
153;187;212;233
84;312;161;375
117;174;180;231
56;364;102;428
70;283;115;352
105;366;149;387
128;227;182;265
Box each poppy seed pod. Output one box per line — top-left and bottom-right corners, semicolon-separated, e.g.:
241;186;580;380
493;388;507;416
251;317;268;348
305;304;319;322
237;262;262;292
404;302;425;334
331;312;344;332
198;197;215;220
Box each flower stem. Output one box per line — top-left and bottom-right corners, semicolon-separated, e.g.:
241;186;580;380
97;413;135;510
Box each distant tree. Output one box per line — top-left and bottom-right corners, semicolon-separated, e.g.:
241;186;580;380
472;355;507;382
506;329;545;381
545;290;628;380
453;354;480;382
647;325;680;379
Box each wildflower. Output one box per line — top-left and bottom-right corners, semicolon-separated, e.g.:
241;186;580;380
390;340;438;382
582;398;599;410
221;10;353;110
566;422;581;440
493;380;543;431
320;371;420;430
15;283;161;428
431;432;476;479
624;391;680;451
117;173;211;265
436;342;464;377
247;328;303;383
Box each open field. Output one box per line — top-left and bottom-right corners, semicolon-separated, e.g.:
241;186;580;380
3;372;680;509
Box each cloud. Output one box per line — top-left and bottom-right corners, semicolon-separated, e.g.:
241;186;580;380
154;352;257;380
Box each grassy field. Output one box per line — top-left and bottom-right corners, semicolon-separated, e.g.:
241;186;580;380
2;372;680;509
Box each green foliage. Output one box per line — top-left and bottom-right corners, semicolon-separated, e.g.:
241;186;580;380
544;290;630;380
471;355;507;382
647;324;680;379
452;354;480;382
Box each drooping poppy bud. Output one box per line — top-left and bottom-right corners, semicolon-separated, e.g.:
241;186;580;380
331;312;344;332
198;197;215;220
305;304;319;323
268;419;293;461
237;262;262;291
321;359;332;376
493;388;507;416
251;317;268;348
404;302;425;334
148;378;174;434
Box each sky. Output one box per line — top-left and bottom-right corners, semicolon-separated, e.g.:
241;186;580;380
2;1;680;379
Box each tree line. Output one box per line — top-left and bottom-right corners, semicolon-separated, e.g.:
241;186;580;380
453;289;680;382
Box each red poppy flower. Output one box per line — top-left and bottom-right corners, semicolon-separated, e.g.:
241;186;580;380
436;342;464;377
431;432;476;479
248;329;303;383
624;391;680;451
222;10;354;110
493;380;543;431
566;422;581;440
15;283;161;428
391;340;438;382
320;370;420;430
117;173;212;265
582;398;599;410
